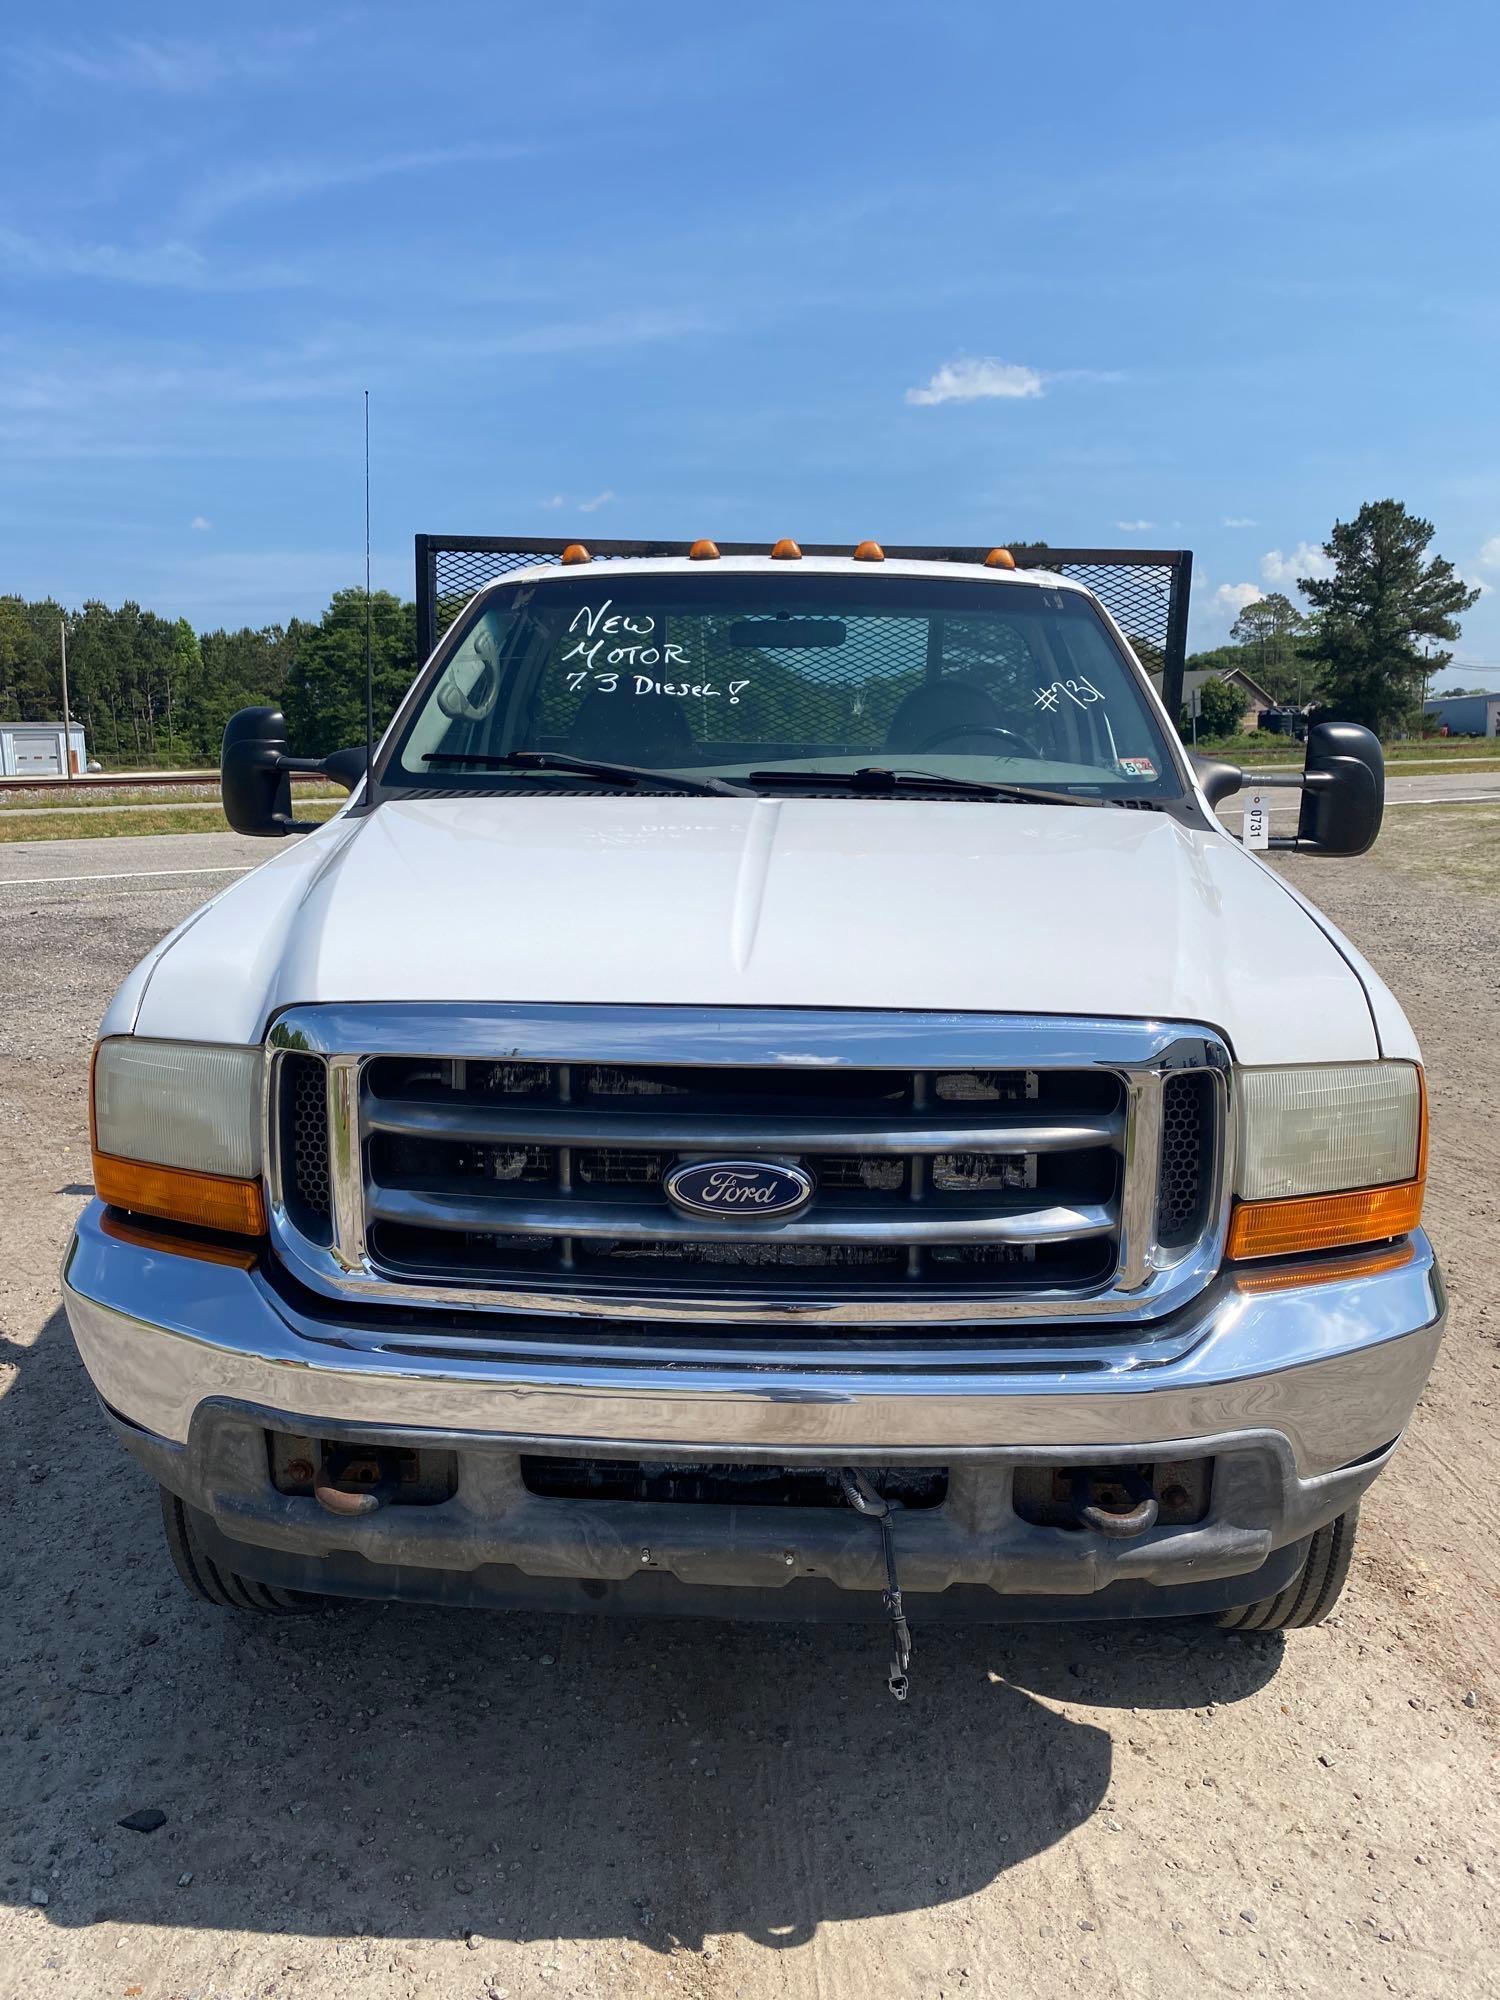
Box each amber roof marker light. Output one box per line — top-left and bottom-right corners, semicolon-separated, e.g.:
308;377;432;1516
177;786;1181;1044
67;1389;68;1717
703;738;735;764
853;541;886;561
770;538;803;560
688;539;721;560
985;547;1017;569
560;543;592;565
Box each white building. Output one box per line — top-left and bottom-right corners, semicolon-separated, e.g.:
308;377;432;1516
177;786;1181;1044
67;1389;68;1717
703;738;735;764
0;723;90;777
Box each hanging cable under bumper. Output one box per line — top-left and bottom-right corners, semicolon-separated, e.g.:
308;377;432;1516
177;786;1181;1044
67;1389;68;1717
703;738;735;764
838;1467;914;1701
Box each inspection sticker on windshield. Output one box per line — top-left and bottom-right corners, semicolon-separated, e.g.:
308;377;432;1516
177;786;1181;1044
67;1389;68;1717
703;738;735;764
1243;788;1270;849
1118;756;1156;779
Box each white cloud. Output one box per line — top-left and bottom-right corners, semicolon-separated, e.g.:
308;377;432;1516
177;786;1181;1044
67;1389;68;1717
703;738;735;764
538;490;616;515
1214;582;1264;616
178;143;529;234
0;223;304;292
1479;535;1500;570
190;515;212;532
1115;519;1154;532
1223;516;1257;528
486;308;709;357
1261;541;1333;586
906;357;1045;407
10;28;325;95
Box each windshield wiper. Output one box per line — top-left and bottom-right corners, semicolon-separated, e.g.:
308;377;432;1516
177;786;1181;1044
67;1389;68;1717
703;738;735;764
423;750;752;797
746;766;1117;808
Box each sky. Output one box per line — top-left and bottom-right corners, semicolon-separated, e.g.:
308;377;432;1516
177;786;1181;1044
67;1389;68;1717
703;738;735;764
3;1;1499;688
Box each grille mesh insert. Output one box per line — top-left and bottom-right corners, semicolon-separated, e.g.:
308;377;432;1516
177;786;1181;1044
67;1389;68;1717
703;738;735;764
1157;1071;1214;1247
281;1053;331;1231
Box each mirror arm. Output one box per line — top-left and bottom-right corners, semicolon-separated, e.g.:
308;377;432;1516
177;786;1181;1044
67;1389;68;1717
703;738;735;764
269;746;369;793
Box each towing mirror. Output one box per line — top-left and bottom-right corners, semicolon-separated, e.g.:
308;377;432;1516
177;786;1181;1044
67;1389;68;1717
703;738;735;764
1192;723;1384;857
220;707;368;838
1288;721;1384;857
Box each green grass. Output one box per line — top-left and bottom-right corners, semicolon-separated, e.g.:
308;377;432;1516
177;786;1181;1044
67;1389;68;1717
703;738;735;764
0;800;343;843
1;780;340;810
1196;734;1500;767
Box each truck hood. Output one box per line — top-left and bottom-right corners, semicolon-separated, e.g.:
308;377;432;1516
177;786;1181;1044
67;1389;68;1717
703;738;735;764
128;795;1380;1063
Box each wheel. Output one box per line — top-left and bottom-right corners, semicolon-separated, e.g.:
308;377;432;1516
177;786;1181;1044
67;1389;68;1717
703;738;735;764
1217;1506;1359;1632
159;1486;311;1614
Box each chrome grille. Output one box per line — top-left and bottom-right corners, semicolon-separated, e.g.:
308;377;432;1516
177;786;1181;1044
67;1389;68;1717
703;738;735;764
357;1054;1125;1300
266;1006;1229;1327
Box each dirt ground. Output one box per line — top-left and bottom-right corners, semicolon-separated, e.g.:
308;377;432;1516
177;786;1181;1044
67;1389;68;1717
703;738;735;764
1;814;1496;2000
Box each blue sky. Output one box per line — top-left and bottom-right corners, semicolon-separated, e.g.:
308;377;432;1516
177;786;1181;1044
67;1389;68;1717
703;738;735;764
3;2;1499;687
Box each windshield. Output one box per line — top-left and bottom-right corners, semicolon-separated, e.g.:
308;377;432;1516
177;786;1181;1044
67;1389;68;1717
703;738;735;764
385;571;1182;797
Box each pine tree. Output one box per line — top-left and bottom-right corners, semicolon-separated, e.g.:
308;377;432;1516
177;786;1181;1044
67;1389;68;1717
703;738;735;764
1299;501;1478;735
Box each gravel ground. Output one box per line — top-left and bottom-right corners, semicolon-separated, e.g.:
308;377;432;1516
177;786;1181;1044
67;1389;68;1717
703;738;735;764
0;822;1496;2000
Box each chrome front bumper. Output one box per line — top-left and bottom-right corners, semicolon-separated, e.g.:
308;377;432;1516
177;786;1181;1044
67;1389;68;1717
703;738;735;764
63;1202;1443;1477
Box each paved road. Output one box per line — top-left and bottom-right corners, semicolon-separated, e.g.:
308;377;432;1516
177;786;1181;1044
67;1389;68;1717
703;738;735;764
1233;767;1500;821
0;829;276;893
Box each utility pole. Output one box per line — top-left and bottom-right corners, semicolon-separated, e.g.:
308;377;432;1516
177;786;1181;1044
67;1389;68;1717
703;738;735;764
59;619;73;785
1419;640;1433;741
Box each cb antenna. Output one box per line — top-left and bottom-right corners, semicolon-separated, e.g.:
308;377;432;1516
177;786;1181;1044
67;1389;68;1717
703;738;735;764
363;389;375;804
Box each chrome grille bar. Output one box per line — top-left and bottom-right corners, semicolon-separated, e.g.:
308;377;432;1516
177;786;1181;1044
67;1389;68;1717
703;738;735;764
360;1093;1122;1156
365;1181;1116;1246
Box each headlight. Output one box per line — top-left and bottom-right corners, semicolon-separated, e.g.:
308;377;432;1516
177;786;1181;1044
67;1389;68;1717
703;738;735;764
91;1038;265;1235
1229;1061;1425;1259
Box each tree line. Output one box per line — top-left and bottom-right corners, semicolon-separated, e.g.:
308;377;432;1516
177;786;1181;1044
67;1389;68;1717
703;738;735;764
0;499;1479;766
0;589;419;768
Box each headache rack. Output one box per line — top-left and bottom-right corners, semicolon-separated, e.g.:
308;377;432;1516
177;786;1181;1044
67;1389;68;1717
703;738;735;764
414;536;1195;721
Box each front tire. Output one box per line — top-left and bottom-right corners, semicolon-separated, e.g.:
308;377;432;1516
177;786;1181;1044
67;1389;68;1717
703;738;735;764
159;1487;310;1613
1217;1507;1359;1632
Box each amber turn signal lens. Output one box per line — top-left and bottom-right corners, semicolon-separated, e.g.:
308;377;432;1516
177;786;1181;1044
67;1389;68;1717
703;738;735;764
770;537;802;559
852;540;885;561
1226;1180;1425;1262
1232;1241;1415;1295
688;539;720;560
984;547;1017;569
99;1209;260;1270
92;1150;267;1237
560;543;591;565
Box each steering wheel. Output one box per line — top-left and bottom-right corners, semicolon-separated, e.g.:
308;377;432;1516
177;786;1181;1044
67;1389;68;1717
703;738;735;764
916;721;1041;757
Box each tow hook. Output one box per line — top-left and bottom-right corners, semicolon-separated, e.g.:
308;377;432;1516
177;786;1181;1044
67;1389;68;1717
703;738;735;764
838;1468;913;1702
312;1447;400;1518
1071;1467;1160;1540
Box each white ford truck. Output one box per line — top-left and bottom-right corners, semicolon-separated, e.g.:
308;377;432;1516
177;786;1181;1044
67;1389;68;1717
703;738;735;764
64;541;1441;1696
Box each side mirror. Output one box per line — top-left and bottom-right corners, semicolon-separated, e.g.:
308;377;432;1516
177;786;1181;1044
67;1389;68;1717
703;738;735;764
220;707;368;838
1287;721;1384;857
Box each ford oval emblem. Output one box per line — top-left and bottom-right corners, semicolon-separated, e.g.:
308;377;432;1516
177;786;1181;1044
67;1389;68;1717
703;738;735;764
664;1159;815;1221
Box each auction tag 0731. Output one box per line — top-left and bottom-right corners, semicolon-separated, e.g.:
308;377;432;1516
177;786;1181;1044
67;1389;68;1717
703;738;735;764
1243;789;1270;850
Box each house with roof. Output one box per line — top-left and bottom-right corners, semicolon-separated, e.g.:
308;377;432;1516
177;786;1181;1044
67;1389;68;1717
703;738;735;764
1150;664;1279;734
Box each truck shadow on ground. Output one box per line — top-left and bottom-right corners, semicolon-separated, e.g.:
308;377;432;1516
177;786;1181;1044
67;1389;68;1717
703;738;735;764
4;1308;1281;1952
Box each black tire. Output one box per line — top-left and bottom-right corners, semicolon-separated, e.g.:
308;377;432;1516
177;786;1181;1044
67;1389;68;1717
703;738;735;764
159;1487;310;1614
1217;1506;1359;1632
